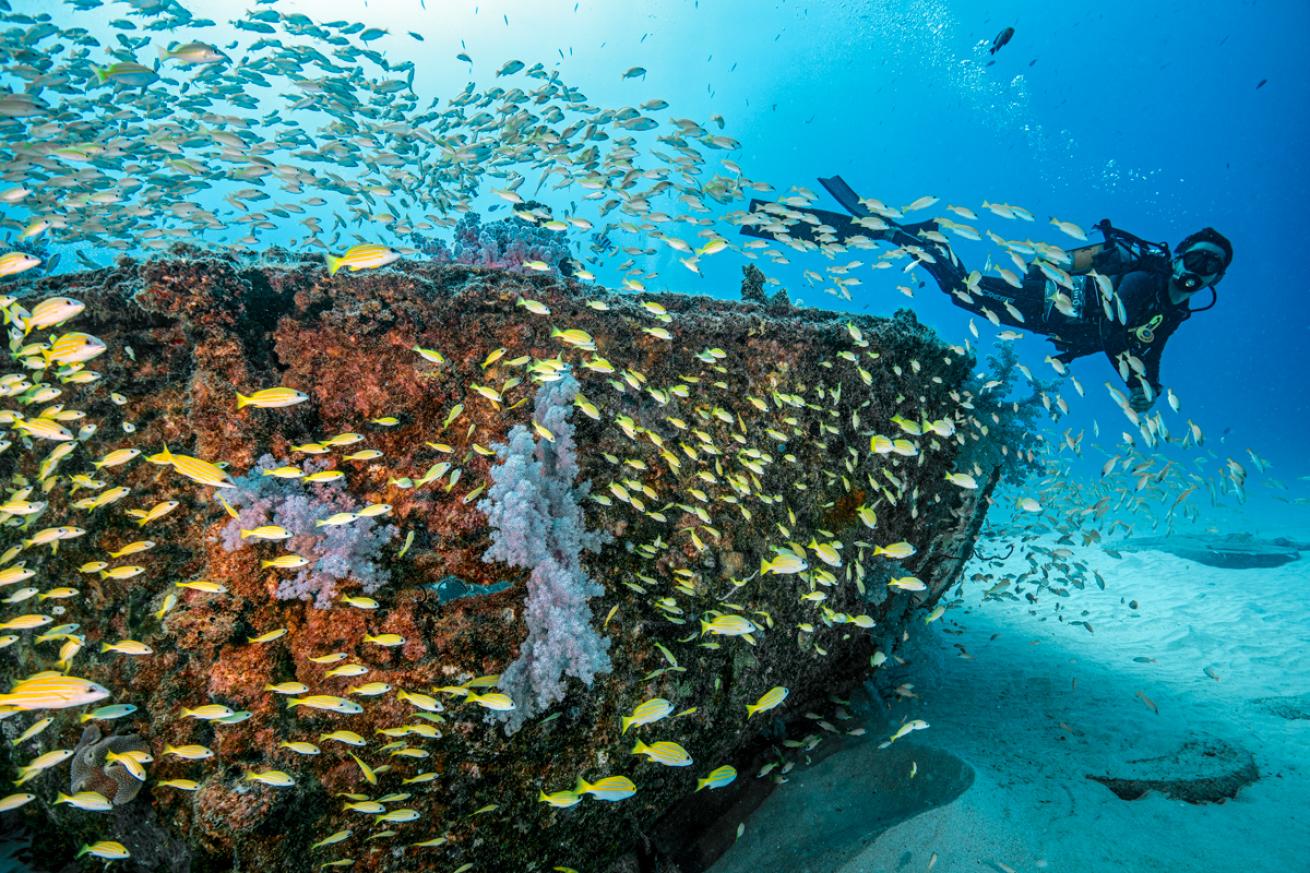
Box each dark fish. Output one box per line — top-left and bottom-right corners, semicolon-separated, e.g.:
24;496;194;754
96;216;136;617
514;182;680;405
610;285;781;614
234;20;275;34
1256;78;1267;89
989;26;1015;55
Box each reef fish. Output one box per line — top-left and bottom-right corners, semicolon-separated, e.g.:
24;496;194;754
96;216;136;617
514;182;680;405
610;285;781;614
631;739;692;767
236;387;309;410
989;26;1015;55
94;62;158;88
325;244;400;276
746;686;789;718
696;765;737;791
0;672;110;710
574;775;637;802
621;697;673;734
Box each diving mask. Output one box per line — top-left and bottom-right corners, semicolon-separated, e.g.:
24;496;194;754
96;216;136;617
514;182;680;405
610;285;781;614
1171;241;1227;292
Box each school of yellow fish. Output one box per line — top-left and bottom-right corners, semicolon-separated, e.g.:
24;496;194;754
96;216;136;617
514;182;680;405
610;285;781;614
0;266;1010;873
0;260;995;867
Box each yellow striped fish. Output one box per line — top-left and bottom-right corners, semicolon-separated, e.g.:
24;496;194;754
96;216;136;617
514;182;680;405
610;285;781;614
631;739;692;767
325;244;400;276
147;446;233;488
0;672;110;710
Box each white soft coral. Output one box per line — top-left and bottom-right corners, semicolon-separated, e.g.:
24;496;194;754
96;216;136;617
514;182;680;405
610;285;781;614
478;372;611;732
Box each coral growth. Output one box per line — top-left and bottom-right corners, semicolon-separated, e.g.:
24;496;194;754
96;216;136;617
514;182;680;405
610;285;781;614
0;255;995;873
478;372;612;731
415;209;573;272
220;455;397;607
69;724;147;806
739;263;767;303
738;263;790;310
957;342;1049;484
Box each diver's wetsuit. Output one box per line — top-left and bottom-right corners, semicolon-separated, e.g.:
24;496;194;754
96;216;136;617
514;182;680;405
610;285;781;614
741;192;1193;396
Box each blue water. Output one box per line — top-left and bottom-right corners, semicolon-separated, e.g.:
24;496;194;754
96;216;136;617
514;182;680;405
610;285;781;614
617;0;1307;508
2;1;1307;868
324;0;1308;485
16;0;1306;511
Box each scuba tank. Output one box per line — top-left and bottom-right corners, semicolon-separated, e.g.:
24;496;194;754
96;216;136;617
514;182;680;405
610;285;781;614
1091;219;1172;274
1093;220;1220;313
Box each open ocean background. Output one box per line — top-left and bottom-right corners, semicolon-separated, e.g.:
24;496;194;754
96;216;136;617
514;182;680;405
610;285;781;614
38;0;1307;524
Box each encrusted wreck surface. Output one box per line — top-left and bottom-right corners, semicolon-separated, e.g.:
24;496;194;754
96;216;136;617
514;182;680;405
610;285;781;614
0;253;1000;871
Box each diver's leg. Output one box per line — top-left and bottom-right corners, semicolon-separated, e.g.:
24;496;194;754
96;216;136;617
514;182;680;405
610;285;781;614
741;201;967;300
741;201;857;245
894;223;968;299
818;176;867;217
959;276;1046;329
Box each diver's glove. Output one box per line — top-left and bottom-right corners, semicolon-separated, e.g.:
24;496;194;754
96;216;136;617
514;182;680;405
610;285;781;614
1129;387;1152;413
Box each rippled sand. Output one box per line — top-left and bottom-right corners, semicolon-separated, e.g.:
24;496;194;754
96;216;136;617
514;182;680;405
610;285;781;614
713;535;1310;873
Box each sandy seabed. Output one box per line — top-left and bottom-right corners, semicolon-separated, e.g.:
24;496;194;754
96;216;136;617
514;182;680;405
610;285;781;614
712;526;1310;873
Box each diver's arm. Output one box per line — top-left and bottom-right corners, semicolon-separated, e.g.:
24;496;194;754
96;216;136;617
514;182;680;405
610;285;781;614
1137;327;1169;397
1113;273;1170;408
1118;339;1166;412
1105;344;1158;411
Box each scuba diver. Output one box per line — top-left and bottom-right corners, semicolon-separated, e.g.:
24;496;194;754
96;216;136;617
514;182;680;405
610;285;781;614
740;176;1232;412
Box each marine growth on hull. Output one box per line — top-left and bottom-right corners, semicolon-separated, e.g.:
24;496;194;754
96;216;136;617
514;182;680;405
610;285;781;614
0;2;1034;870
0;260;1009;869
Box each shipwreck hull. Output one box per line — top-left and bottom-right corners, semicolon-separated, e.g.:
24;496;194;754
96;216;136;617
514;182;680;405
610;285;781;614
1;254;995;871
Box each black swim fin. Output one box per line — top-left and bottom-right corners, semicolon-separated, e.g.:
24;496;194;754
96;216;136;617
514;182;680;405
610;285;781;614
741;199;860;244
818;175;869;217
